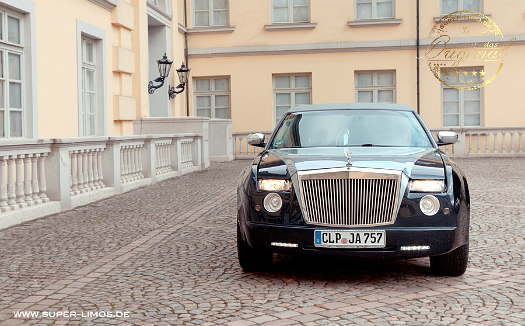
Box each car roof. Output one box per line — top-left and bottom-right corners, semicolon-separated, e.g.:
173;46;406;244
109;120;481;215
286;102;416;113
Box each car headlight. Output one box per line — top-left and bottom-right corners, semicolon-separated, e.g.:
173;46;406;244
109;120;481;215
264;193;283;212
408;180;445;192
258;179;291;192
420;195;440;216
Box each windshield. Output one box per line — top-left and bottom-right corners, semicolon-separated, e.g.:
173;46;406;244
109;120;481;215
271;109;432;148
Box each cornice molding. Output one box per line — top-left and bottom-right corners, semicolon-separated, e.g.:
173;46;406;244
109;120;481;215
146;1;172;26
88;0;117;11
188;34;525;58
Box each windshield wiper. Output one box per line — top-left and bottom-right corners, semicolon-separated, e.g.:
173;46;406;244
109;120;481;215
361;144;406;147
361;144;386;147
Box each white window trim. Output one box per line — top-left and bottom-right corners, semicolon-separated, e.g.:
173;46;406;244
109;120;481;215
193;0;230;28
194;76;231;119
0;0;36;139
440;0;483;15
273;74;312;127
76;20;107;137
354;0;395;21
354;71;396;103
440;67;483;128
271;0;311;24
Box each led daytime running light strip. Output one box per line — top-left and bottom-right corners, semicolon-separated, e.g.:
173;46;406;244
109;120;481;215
271;242;298;248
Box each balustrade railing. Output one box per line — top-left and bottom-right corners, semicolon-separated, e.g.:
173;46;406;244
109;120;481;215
70;148;105;196
0;144;51;212
0;133;204;229
430;127;525;157
155;140;172;176
120;142;145;183
181;138;194;170
233;132;272;159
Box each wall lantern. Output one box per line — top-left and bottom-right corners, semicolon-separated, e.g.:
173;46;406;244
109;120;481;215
148;54;190;99
168;62;191;99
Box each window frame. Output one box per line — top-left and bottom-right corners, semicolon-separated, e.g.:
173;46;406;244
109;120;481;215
440;0;483;15
193;76;231;119
271;0;311;24
81;37;97;137
273;74;312;127
0;9;25;138
77;20;107;137
193;0;230;27
440;67;483;128
354;70;396;104
354;0;395;20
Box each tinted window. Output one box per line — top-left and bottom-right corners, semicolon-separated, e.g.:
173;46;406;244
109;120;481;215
271;110;432;148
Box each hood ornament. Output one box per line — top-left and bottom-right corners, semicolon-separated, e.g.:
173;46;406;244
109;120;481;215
344;150;353;167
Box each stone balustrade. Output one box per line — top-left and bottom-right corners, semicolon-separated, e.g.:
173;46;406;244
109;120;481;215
0;133;203;230
429;127;525;157
155;139;172;176
0;140;52;213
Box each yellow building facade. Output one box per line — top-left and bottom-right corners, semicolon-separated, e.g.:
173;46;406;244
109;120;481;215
0;0;524;140
183;0;525;133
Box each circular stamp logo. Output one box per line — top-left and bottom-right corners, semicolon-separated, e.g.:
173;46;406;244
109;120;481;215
425;11;515;90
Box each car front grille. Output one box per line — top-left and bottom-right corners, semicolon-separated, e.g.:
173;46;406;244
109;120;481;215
298;167;402;227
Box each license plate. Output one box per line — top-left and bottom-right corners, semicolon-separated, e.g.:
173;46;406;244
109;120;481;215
314;230;386;248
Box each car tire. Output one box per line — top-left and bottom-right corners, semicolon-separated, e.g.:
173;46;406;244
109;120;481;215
430;243;469;276
237;224;273;272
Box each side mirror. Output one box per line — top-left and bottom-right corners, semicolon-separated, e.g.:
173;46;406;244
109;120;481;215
436;131;458;146
247;133;266;148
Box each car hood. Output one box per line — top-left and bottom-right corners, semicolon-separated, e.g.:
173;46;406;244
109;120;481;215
258;147;445;180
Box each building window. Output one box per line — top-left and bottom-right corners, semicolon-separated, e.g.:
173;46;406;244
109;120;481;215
194;0;229;27
273;0;310;23
81;38;97;136
355;71;396;103
441;0;481;15
355;0;394;20
77;21;107;137
274;74;311;125
441;68;482;127
194;77;230;119
0;10;23;138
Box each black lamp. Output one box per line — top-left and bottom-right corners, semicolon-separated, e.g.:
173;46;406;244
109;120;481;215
169;62;191;99
148;53;173;94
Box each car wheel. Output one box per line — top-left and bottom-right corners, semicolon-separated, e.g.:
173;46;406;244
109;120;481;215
430;243;469;276
237;224;273;272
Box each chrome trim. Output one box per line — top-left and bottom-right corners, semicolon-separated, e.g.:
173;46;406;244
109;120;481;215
297;167;402;228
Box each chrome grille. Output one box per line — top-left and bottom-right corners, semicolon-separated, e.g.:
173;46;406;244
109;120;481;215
298;167;402;227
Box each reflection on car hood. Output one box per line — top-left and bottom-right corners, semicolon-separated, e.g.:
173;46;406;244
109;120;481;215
267;147;445;179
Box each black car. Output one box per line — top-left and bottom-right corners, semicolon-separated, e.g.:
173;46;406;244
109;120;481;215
237;103;470;276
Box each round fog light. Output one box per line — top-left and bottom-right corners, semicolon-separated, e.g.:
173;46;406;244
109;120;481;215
420;195;440;216
264;193;282;213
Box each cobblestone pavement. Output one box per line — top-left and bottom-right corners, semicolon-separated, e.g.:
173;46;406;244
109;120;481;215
0;158;524;325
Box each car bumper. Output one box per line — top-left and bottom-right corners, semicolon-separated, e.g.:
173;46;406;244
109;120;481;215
244;222;464;259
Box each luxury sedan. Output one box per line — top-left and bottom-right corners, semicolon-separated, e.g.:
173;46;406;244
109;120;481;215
237;103;470;276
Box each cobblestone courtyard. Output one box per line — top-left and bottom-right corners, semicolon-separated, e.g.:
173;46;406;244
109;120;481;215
0;157;524;325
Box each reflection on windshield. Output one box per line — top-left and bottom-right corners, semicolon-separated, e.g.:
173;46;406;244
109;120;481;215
271;110;432;149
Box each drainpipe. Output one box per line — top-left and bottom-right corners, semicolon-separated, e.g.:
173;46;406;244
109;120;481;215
184;0;190;117
416;0;420;115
